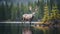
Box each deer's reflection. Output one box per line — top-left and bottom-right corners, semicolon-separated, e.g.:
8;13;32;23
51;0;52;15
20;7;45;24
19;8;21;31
22;28;32;34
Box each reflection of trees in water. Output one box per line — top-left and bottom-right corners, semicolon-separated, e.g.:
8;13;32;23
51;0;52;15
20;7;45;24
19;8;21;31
0;23;60;34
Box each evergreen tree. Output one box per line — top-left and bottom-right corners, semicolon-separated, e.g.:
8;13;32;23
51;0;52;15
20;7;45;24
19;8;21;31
42;4;50;23
50;3;60;23
37;0;44;19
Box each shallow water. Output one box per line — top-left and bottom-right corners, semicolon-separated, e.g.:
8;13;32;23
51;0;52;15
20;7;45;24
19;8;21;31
0;23;59;34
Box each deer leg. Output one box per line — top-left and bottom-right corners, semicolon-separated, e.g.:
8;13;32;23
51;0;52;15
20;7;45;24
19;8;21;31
22;18;24;27
29;19;31;29
22;18;25;23
22;18;26;28
22;18;23;22
24;19;25;23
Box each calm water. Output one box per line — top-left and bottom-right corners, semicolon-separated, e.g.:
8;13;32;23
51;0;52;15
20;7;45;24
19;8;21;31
0;23;59;34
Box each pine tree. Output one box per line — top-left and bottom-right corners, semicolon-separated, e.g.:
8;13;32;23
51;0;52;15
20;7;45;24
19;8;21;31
37;0;44;19
42;4;50;23
50;2;59;20
50;3;60;23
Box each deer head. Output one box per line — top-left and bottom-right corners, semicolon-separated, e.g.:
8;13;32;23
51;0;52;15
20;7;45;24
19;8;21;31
32;6;38;15
29;6;38;12
29;6;38;16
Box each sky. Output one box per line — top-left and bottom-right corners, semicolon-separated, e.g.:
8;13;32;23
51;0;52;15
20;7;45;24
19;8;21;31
1;0;58;5
12;0;38;3
0;0;38;3
12;0;38;4
0;0;38;5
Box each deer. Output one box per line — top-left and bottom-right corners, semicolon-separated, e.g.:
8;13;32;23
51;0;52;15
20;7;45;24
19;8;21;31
22;6;38;34
22;6;38;23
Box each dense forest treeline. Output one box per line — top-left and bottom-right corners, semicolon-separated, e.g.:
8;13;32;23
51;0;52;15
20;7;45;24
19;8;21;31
0;0;60;22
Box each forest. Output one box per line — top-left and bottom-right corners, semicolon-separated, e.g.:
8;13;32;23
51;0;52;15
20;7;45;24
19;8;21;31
0;0;60;22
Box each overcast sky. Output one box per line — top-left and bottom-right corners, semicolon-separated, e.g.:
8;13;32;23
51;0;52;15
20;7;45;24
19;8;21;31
2;0;38;3
0;0;38;5
12;0;38;4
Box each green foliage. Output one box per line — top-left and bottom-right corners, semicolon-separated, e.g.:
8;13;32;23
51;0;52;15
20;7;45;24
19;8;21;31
50;4;59;19
0;0;60;22
42;4;50;22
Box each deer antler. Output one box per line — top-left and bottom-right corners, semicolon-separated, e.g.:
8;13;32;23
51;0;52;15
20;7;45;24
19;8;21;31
29;6;38;12
34;6;38;12
29;6;32;10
